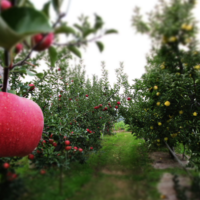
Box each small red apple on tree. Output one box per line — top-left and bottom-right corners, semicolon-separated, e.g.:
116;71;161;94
3;163;10;169
7;172;18;181
52;142;57;147
28;154;35;160
115;105;118;109
127;97;131;101
49;139;54;144
117;101;121;105
78;148;83;152
85;94;89;97
29;83;35;91
40;169;46;175
0;92;44;157
64;140;70;145
15;43;23;54
65;146;72;151
73;146;78;151
32;33;54;51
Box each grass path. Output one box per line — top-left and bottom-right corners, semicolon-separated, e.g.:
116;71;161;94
19;132;187;200
69;132;160;200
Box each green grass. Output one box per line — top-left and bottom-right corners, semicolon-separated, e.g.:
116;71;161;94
17;132;190;200
114;121;130;131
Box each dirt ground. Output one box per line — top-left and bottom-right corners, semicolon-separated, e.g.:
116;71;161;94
149;151;192;200
149;151;189;169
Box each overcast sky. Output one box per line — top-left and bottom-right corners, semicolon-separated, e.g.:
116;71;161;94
32;0;200;85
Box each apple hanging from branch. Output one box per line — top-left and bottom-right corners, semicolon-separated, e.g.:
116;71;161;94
0;92;44;157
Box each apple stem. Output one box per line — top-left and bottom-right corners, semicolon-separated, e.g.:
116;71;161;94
2;51;10;92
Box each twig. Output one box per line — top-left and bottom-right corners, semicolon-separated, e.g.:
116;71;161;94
25;61;37;67
2;51;10;92
53;34;103;47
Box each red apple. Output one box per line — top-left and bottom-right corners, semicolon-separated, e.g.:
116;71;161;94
49;139;54;144
15;43;23;54
104;107;108;110
32;33;54;51
29;83;35;91
89;131;92;134
85;94;89;97
40;169;46;175
52;142;57;147
65;146;72;151
99;104;102;107
115;106;118;109
78;148;83;152
37;150;42;154
73;146;78;151
86;128;90;132
3;163;10;169
65;140;70;145
50;134;53;138
28;154;34;160
0;0;12;11
59;95;62;98
90;147;93;150
117;101;121;105
7;172;18;181
127;97;131;101
0;92;44;157
58;68;61;71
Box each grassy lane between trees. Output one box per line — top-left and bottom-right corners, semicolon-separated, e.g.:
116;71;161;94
18;132;189;200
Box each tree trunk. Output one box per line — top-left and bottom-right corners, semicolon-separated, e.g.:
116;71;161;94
0;65;10;90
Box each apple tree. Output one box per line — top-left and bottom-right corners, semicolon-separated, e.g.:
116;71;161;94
120;0;200;167
0;0;118;198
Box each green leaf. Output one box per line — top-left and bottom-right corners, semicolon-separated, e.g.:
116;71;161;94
26;69;36;76
96;41;104;52
8;90;16;95
36;73;44;79
105;29;118;34
42;1;51;18
52;0;63;13
74;24;83;32
18;0;34;7
0;7;52;50
94;14;103;30
48;46;58;67
54;25;76;35
67;46;82;58
83;29;96;38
